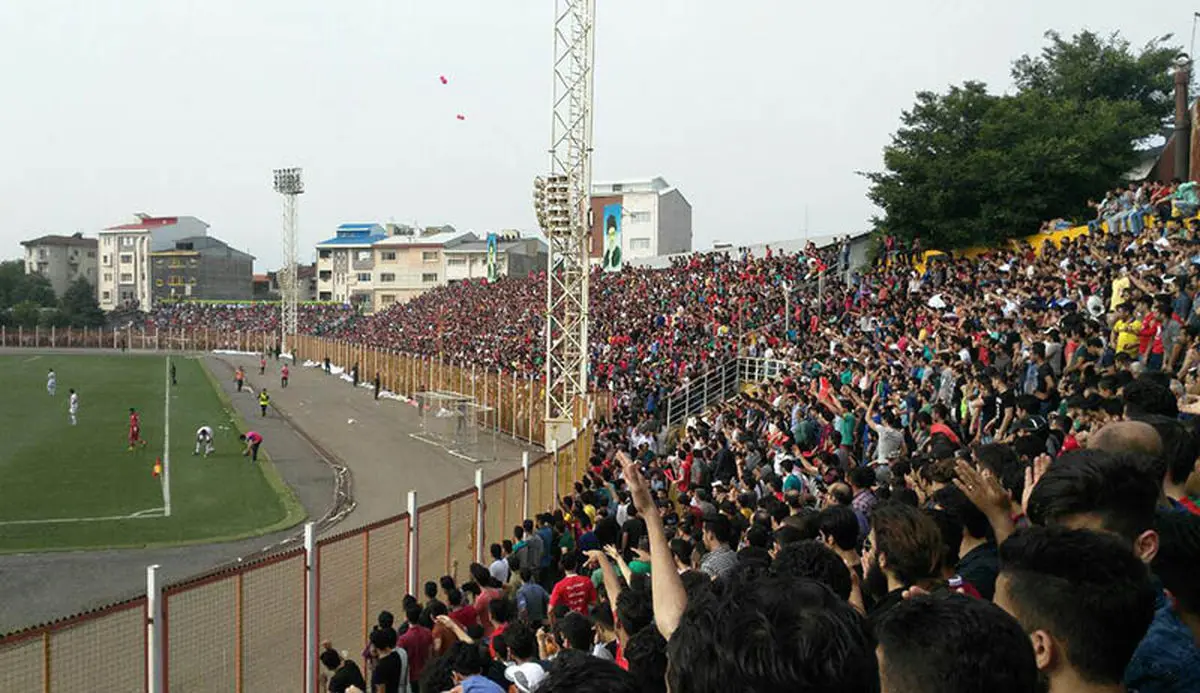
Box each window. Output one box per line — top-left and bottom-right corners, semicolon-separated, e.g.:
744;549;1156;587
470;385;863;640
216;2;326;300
119;273;133;283
169;259;183;268
422;251;438;262
628;211;652;223
37;248;47;258
102;291;111;301
379;273;396;282
629;238;651;250
319;249;331;259
102;254;109;265
357;272;371;282
422;272;438;283
87;251;96;258
155;279;164;287
380;251;397;261
447;257;467;266
103;273;112;282
121;237;135;248
120;254;133;264
168;276;184;286
355;250;371;262
380;294;397;306
319;270;332;281
611;184;623;192
319;291;332;301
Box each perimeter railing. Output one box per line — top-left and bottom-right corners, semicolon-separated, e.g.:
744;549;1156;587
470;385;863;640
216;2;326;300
0;332;606;693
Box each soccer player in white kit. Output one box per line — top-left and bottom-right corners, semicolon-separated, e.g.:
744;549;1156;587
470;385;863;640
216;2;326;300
47;369;56;396
194;425;214;457
68;388;79;425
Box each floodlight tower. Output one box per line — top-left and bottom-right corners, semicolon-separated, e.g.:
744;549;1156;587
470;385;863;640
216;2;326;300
273;167;304;356
536;0;596;450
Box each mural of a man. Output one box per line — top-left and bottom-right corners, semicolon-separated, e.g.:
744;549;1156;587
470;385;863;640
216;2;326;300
602;212;621;271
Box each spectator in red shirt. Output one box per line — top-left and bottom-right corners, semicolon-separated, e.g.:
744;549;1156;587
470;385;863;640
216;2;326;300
446;587;477;629
549;553;597;617
396;603;432;688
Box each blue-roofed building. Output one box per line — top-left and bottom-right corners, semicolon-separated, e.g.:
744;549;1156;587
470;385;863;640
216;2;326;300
316;223;389;308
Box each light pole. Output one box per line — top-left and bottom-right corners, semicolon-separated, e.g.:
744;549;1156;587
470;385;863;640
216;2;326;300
273;167;304;357
1172;53;1192;182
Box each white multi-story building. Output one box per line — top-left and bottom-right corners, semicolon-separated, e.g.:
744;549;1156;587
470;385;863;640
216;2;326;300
20;233;99;298
315;223;389;309
97;214;209;310
443;231;547;283
589;176;692;265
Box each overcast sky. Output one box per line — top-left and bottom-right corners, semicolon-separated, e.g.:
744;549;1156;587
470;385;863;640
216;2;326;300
0;1;1191;269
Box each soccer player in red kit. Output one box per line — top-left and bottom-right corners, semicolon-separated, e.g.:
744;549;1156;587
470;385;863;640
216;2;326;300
128;407;147;450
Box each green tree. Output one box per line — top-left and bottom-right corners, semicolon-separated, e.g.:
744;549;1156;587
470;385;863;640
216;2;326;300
866;29;1182;249
0;260;56;309
11;301;42;329
1012;30;1182;133
58;277;105;327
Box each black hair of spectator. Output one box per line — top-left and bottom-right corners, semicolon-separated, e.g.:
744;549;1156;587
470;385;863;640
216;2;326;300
616;581;655;636
870;502;943;587
447;587;464;607
1136;414;1200;485
874;592;1038;693
449;640;488;676
1123;376;1179;418
772;523;807;549
849;466;876;490
974;443;1025;500
669;537;694;566
539;650;640;693
555;610;594;651
319;646;342;671
470;562;501;589
560;551;579;572
782;509;823;540
423;581;438;600
490;543;503;560
744;523;772;550
624;626;669;693
770;540;853;600
1026;450;1159;545
667;574;878;693
926;508;963;568
439;575;456;593
890;487;920;507
369;625;398;650
508;555;522;574
679;570;713;601
402;594;418;611
998;526;1156;685
405;603;423;625
703;514;733;545
933;485;991;540
590;601;616;632
420;642;463;693
489;596;514;625
817;505;860;551
505;620;538;660
1151;509;1200;616
377;610;395;629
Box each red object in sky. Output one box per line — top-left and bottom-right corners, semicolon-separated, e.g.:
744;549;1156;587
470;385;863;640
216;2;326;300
456;114;466;120
439;75;448;84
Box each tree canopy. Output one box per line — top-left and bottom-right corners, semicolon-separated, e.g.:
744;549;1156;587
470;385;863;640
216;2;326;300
866;30;1184;250
58;277;105;327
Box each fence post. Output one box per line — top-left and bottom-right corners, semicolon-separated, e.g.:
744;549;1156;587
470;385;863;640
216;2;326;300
407;490;419;597
304;522;317;693
475;470;485;564
551;440;560;502
147;564;164;693
522;452;530;521
511;371;517;440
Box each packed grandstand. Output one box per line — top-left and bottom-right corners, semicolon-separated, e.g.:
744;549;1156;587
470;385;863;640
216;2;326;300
135;192;1200;693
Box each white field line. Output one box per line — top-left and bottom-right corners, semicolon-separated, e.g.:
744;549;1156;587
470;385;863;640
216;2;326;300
162;356;172;517
0;507;167;526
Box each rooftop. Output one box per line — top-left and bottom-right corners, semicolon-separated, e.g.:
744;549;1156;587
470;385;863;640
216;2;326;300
21;233;97;248
374;230;475;247
104;215;181;231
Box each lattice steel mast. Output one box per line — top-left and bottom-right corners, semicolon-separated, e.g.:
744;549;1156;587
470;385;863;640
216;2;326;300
273;167;304;356
534;0;595;449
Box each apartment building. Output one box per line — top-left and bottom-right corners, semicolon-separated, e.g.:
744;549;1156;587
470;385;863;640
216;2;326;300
589;176;692;266
315;223;389;308
443;231;548;282
149;236;254;302
20;233;99;297
97;214;209;310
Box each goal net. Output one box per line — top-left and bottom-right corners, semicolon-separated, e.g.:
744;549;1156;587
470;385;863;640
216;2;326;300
415;391;491;454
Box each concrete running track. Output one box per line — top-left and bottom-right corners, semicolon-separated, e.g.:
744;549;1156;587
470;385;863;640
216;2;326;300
0;349;533;634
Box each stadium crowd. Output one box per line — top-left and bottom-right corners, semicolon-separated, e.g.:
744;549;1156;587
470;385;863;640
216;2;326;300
147;301;357;336
301;209;1200;693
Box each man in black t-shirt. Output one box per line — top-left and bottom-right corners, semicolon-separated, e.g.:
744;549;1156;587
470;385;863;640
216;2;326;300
321;647;367;693
369;626;408;693
620;505;647;562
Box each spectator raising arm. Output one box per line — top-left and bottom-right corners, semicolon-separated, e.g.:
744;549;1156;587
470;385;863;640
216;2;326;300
618;450;686;640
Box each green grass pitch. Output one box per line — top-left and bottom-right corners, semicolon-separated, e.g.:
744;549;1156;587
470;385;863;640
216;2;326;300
0;353;305;552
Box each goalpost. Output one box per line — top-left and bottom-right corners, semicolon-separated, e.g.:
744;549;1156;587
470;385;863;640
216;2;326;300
414;391;497;461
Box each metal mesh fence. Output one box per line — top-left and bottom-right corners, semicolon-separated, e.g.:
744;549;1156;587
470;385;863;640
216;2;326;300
483;480;505;552
418;501;450;589
165;578;238;692
49;602;146;692
533;454;557;517
318;533;367;664
503;471;525;538
0;632;43;691
447;492;477;577
242;552;305;693
367;517;408;624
